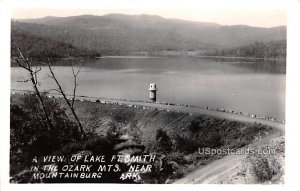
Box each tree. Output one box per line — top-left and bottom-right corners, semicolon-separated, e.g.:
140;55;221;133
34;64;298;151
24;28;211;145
14;48;53;132
15;48;86;137
46;57;86;137
155;129;173;154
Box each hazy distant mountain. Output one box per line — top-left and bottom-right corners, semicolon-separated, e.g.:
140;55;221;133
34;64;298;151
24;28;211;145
12;14;286;54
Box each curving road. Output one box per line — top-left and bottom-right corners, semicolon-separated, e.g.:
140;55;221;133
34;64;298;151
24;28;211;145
107;100;285;131
172;131;284;184
11;89;285;130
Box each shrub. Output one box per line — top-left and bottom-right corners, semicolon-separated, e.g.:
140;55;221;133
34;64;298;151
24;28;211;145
173;134;199;153
155;129;173;154
245;147;282;182
143;154;174;184
188;120;201;132
10;94;81;175
44;134;132;183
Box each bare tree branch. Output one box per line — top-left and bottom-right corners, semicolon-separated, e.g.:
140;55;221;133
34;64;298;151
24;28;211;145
67;57;82;108
47;58;86;137
14;48;53;132
33;66;41;86
17;48;32;70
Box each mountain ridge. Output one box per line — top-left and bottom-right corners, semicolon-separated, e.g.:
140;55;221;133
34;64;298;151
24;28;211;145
14;14;285;28
12;14;286;55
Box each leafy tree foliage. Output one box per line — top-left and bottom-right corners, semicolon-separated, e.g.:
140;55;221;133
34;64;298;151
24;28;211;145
155;129;173;154
10;94;81;174
174;117;269;154
204;41;286;59
10;94;134;183
11;28;101;61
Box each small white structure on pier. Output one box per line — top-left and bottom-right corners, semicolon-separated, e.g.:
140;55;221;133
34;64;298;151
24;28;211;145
149;83;157;102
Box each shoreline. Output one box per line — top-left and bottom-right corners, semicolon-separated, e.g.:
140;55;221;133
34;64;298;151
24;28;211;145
10;89;285;130
192;55;286;61
95;54;286;62
10;53;285;62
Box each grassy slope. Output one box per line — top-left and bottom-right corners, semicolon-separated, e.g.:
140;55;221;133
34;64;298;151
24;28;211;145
10;94;275;183
64;99;271;147
58;97;274;179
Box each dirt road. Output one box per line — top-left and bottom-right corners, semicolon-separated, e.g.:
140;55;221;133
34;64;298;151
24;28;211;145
173;131;284;184
105;100;285;131
174;152;244;184
11;89;285;130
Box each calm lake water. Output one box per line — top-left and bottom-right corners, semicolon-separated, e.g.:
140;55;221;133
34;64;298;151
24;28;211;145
11;56;286;120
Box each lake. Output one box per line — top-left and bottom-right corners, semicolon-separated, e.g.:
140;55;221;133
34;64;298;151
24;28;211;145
11;56;286;120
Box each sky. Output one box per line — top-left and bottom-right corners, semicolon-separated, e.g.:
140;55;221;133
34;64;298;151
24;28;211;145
10;0;287;27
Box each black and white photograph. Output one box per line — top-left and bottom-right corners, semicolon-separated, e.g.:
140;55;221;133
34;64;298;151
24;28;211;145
1;0;300;189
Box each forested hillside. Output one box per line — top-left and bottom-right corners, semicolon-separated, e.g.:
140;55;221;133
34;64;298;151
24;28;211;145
200;40;286;59
12;14;286;55
11;28;101;60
